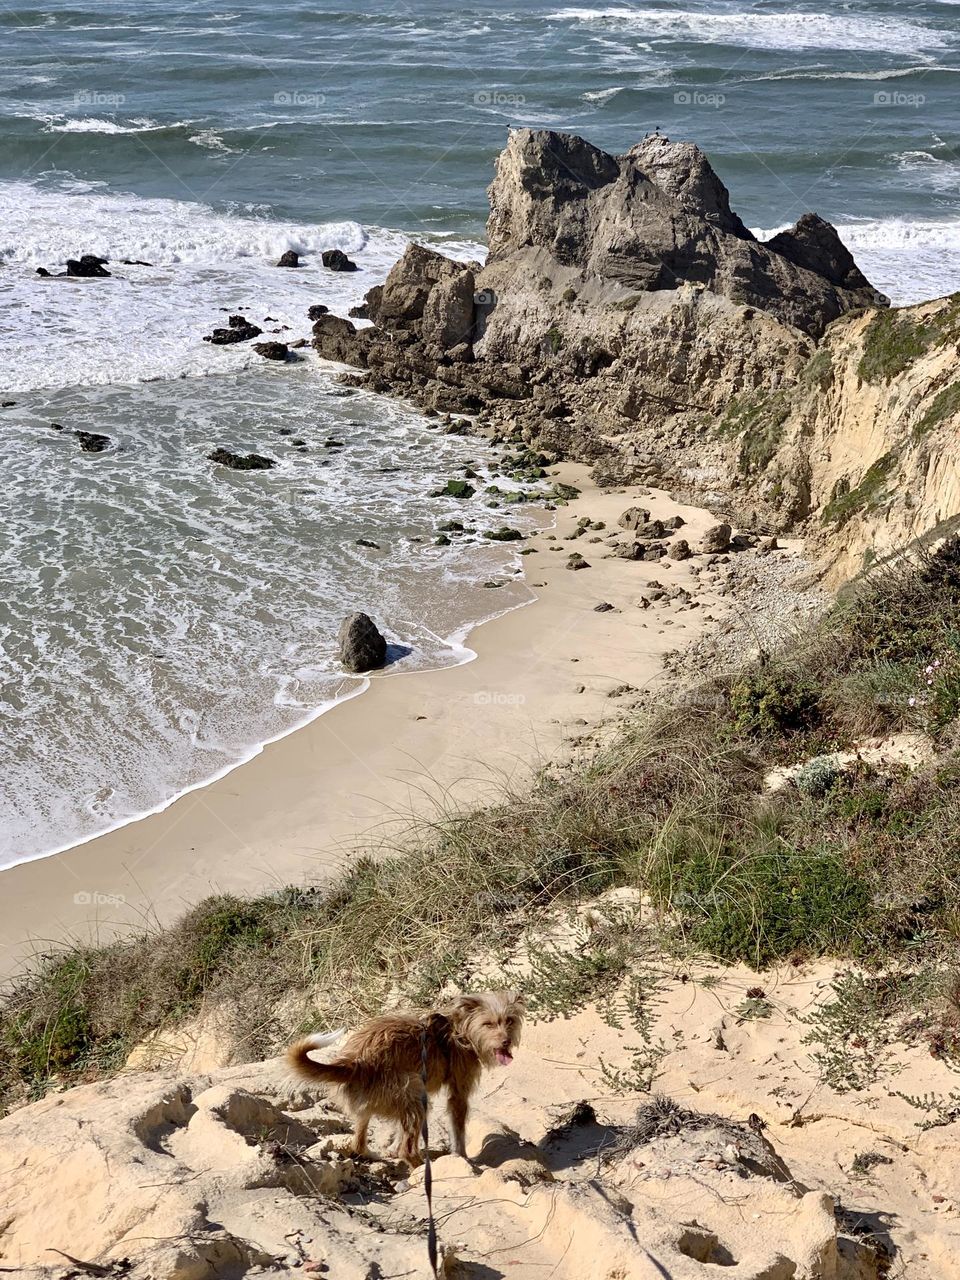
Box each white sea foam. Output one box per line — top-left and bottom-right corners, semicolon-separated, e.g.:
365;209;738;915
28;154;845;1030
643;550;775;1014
582;85;624;102
0;179;480;393
547;7;950;53
0;367;538;867
187;128;240;153
746;64;960;83
42;116;171;134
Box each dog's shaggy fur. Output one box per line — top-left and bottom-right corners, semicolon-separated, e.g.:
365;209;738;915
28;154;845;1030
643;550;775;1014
287;990;523;1163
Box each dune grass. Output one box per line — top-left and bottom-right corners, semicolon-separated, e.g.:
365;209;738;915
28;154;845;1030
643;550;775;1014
4;539;960;1114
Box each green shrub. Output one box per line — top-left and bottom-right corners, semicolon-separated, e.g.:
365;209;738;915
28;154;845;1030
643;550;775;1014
858;311;939;383
652;839;874;968
729;670;822;737
717;392;791;474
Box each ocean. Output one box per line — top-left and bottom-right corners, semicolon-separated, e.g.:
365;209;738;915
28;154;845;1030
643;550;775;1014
1;0;958;864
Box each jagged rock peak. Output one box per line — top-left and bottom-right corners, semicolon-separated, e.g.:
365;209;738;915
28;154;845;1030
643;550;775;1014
623;134;752;239
486;128;887;335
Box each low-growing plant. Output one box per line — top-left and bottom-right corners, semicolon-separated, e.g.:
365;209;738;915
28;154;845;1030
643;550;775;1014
821;452;898;528
915;380;960;436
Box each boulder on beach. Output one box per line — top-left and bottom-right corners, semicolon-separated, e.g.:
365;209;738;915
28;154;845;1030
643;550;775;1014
338;612;387;673
276;250;300;268
252;341;291;361
307;304;329;320
322;248;359;272
700;522;732;554
208;448;277;471
618;507;651;531
203;314;263;345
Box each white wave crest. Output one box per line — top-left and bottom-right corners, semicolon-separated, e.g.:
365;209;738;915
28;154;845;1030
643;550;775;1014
547;7;950;53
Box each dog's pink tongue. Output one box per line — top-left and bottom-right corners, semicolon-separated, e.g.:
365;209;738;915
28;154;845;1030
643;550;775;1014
495;1049;513;1066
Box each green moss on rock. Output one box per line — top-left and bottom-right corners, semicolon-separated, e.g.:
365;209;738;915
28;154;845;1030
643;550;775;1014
821;451;898;527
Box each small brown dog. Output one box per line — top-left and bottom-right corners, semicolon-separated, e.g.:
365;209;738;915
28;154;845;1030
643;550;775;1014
287;990;523;1163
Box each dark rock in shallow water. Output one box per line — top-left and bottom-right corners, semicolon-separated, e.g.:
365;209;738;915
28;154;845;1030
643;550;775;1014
432;478;475;499
203;314;263;345
307;304;329;320
311;313;372;365
75;431;111;453
120;258;152;266
208;447;277;471
338;612;387;672
276;250;300;268
66;255;110;278
321;249;358;272
252;341;291;361
348;302;369;319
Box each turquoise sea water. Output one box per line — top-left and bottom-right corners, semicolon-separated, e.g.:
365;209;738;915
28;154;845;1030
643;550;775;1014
0;0;957;862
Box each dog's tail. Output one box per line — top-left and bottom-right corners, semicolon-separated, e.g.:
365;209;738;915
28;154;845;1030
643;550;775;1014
286;1030;355;1084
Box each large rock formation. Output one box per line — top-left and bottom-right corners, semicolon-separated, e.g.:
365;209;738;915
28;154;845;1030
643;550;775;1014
484;131;883;333
311;128;887;488
307;128;960;582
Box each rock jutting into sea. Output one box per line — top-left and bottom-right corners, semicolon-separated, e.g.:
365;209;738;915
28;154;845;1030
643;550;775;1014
308;127;960;584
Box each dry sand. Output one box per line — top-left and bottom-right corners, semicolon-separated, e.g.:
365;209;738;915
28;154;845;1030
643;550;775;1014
4;925;956;1278
0;466;766;981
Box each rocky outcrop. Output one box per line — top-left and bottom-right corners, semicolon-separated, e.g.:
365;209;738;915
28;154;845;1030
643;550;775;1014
485;131;883;333
66;254;111;278
203;315;263;345
252;341;291;361
276;250;300;268
304;127;960;584
75;430;111;453
208;448;277;471
310;128;887;487
322;249;358;272
36;254;112;279
338;612;387;672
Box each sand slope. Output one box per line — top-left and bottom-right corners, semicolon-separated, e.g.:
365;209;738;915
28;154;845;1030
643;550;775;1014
4;948;959;1279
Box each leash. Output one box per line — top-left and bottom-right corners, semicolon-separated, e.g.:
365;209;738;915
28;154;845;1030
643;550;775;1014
420;1026;439;1277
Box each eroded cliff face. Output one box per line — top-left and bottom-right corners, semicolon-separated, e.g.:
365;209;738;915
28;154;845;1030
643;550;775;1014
760;296;960;583
312;128;960;584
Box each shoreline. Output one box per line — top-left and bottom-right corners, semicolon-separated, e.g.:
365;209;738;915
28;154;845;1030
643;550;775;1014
3;590;535;876
0;465;788;983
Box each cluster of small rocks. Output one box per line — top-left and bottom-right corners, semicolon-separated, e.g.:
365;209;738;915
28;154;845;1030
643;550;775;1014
664;543;830;680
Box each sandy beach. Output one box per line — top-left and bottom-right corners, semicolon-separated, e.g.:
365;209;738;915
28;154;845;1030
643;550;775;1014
0;465;746;983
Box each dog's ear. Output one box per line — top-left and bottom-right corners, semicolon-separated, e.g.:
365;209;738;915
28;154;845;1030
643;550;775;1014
451;994;485;1015
508;989;524;1008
